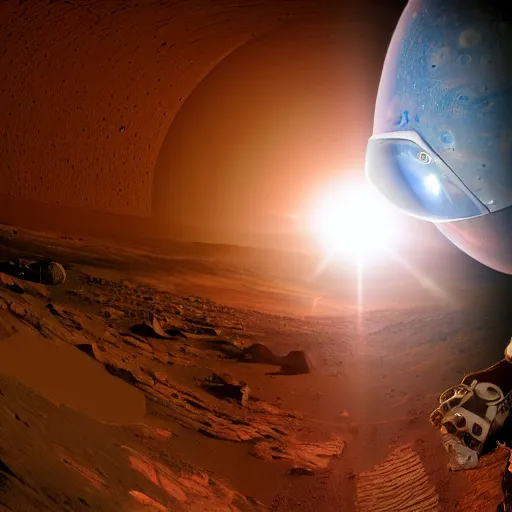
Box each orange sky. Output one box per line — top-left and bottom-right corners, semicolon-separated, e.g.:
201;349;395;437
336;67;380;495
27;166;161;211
153;9;403;238
1;0;407;245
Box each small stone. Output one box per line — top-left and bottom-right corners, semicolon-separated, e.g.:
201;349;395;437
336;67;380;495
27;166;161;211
0;273;24;294
76;342;102;361
289;467;314;476
8;301;26;317
239;383;250;406
194;326;218;336
101;307;125;319
152;371;168;385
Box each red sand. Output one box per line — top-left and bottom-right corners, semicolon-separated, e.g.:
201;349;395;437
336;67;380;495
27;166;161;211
0;225;510;510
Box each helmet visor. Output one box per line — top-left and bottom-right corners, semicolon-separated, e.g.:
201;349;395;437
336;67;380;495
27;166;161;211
436;202;512;275
366;131;489;222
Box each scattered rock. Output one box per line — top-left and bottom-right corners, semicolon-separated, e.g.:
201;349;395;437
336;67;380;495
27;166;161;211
0;273;24;294
105;363;154;387
242;343;280;365
280;351;312;375
8;301;26;317
132;369;156;387
23;282;50;298
6;301;59;338
194;326;218;336
152;351;170;364
244;496;266;510
76;342;102;361
47;303;83;330
102;329;119;345
289;467;315;476
47;303;65;317
151;370;168;385
123;336;154;353
251;437;344;469
187;316;215;327
250;443;278;461
202;373;250;406
0;274;15;287
86;275;107;286
131;316;186;339
105;364;137;384
124;446;261;510
204;338;244;359
101;307;125;319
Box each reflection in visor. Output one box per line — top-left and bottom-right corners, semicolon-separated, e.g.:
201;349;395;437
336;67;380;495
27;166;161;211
366;136;488;222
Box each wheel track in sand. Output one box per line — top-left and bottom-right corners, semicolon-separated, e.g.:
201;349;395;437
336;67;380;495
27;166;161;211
355;444;439;512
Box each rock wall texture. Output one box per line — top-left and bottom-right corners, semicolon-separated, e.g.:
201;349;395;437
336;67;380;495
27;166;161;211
0;0;399;240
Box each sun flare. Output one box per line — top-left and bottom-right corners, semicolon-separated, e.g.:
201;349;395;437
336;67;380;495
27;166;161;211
304;178;400;260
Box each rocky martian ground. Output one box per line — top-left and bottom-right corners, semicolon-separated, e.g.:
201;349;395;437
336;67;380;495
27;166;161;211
0;224;511;511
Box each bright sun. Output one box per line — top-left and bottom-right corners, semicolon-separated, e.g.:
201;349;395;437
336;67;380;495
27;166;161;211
304;179;400;260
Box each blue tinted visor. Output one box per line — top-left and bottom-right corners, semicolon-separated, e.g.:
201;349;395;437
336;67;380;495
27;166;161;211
365;131;489;222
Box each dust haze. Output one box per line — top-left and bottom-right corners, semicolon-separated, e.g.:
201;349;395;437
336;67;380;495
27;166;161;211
1;0;511;511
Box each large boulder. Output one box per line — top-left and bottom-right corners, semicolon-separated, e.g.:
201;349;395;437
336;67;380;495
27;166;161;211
27;260;66;285
280;351;312;375
242;343;280;365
